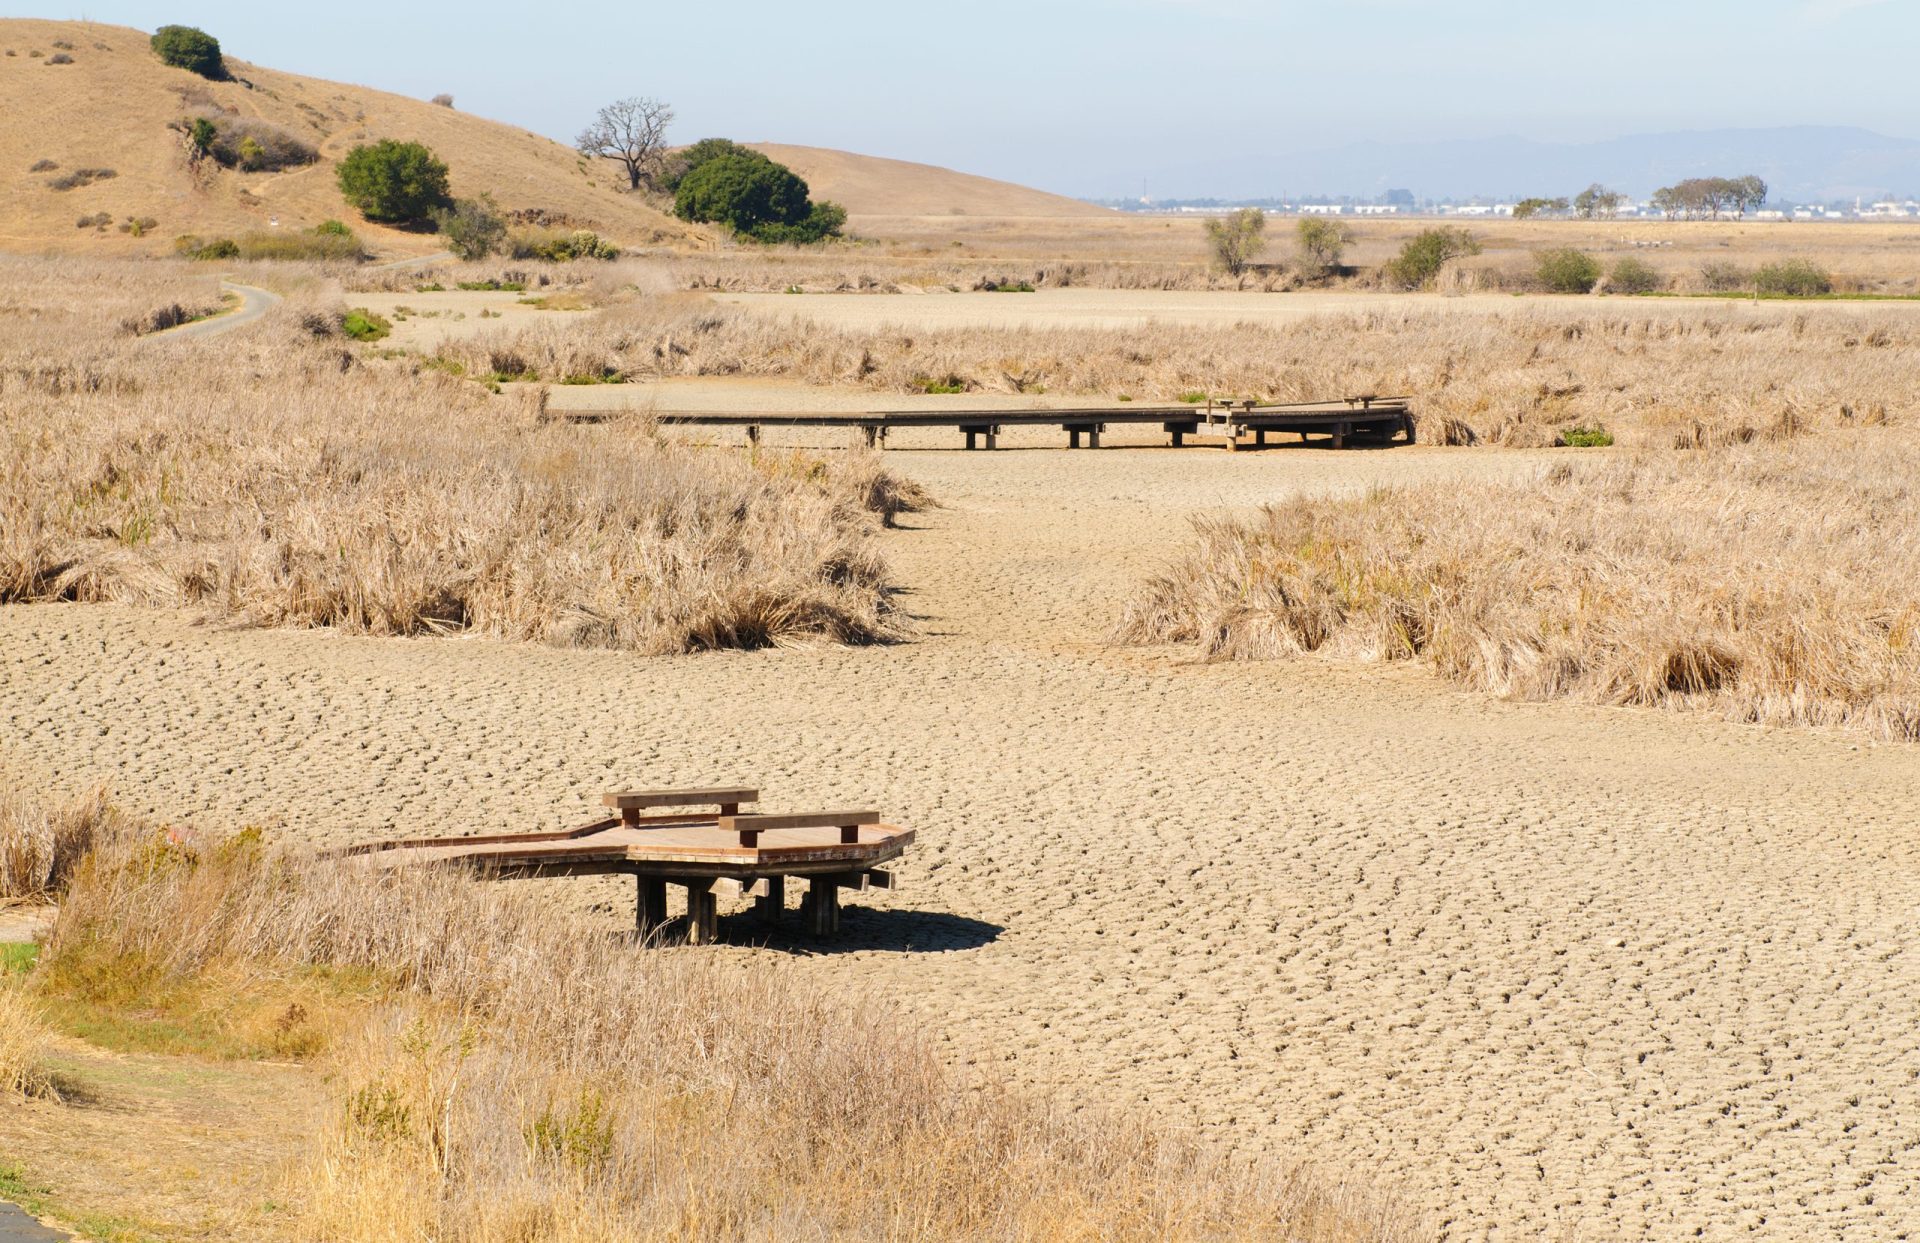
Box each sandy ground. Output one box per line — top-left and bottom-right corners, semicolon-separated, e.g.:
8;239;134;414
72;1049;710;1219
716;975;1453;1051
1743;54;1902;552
716;287;1920;333
348;289;593;350
4;441;1920;1240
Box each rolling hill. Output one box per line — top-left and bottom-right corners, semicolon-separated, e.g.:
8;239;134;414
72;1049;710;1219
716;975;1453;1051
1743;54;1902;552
0;17;696;256
747;143;1110;218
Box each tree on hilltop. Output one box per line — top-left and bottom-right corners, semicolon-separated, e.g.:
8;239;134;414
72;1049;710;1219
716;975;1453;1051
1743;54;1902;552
151;25;226;79
577;97;676;192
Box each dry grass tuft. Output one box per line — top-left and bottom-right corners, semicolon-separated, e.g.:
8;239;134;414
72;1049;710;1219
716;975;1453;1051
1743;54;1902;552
0;984;55;1099
31;818;1423;1242
0;781;115;901
1119;435;1920;740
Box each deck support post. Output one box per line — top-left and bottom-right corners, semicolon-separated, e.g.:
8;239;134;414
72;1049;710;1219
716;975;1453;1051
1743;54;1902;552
1255;429;1266;448
636;876;668;937
1332;421;1350;450
745;425;762;447
756;875;786;925
863;426;879;449
1068;427;1081;449
683;883;719;945
802;878;842;936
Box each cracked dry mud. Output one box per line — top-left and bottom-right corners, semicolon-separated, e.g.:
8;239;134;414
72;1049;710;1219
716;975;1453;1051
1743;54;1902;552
4;440;1917;1241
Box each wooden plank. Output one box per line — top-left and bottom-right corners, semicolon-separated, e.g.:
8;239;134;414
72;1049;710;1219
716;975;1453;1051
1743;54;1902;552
604;787;757;811
707;877;770;901
718;810;877;847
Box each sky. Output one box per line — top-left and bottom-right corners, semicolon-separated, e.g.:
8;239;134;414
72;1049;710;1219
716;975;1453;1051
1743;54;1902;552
25;0;1920;196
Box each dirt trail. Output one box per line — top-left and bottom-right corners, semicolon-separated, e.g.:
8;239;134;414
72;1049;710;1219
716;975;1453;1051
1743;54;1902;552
3;444;1919;1240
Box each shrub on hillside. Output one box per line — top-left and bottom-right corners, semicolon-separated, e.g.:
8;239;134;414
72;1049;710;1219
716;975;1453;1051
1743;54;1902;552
1699;260;1750;292
150;25;225;79
1608;257;1662;294
430;93;454;108
47;168;116;192
174;234;240;261
1384;227;1481;289
336;140;452;224
204;116;318;172
432;196;508;260
342;309;392;341
46;52;73;65
1754;259;1833;297
1534;248;1602;294
508;227;620;261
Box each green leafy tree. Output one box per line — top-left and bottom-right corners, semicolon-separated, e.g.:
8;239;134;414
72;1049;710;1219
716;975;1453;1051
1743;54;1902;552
1294;216;1352;276
1534;248;1602;293
1204;208;1267;276
675;153;811;233
432;195;507;260
151;25;225;79
661;138;762;194
1572;184;1624;219
336;140;452;224
186;116;217;162
1513;197;1568;220
1384;227;1481;289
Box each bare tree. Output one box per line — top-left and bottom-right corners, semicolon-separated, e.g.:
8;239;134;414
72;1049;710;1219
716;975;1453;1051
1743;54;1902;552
576;97;675;192
1205;207;1267;276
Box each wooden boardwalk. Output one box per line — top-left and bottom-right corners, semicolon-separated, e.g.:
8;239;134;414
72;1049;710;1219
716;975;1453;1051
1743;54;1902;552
339;787;912;943
563;395;1414;450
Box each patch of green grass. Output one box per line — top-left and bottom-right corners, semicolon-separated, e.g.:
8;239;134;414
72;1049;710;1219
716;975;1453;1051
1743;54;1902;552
0;1162;159;1243
1;942;38;975
913;375;967;395
457;279;524;292
559;371;624;385
1561;425;1615;448
342;309;392;342
983;280;1036;293
414;282;446;292
420;356;466;378
1178;391;1209;404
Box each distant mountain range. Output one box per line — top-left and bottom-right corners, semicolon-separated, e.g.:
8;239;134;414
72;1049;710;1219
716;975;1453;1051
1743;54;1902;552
1147;127;1920;204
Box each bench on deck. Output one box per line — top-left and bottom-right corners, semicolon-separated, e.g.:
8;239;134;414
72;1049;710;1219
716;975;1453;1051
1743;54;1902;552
342;784;911;945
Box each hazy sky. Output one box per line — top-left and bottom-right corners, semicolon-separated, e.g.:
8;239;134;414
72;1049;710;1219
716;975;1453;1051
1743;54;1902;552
30;0;1920;195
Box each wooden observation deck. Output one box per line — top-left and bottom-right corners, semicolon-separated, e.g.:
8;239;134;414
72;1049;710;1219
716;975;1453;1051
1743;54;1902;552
338;786;913;943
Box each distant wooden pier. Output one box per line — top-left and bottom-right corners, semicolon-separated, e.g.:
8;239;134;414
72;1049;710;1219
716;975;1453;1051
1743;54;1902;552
338;787;912;943
562;395;1414;450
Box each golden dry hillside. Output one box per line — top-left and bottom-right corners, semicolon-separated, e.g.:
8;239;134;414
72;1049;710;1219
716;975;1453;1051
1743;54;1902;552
748;142;1110;219
0;17;696;256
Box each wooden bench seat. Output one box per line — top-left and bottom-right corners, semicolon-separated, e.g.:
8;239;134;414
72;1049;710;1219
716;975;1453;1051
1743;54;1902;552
602;787;758;824
717;811;877;848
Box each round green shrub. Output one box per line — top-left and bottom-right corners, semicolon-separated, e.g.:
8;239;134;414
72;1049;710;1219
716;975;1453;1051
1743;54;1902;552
1753;259;1833;297
1535;248;1602;294
150;25;224;79
674;153;811;234
335;140;452;224
1608;257;1662;295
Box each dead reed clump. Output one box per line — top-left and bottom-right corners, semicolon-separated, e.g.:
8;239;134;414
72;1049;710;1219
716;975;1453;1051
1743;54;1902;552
0;320;918;653
0;776;117;900
33;825;1424;1243
1118;434;1920;740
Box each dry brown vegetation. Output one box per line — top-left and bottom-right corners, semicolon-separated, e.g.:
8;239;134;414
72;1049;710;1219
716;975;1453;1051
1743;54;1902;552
0;255;222;350
426;293;1920;447
1120;435;1920;740
6;776;1421;1242
0;282;921;653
